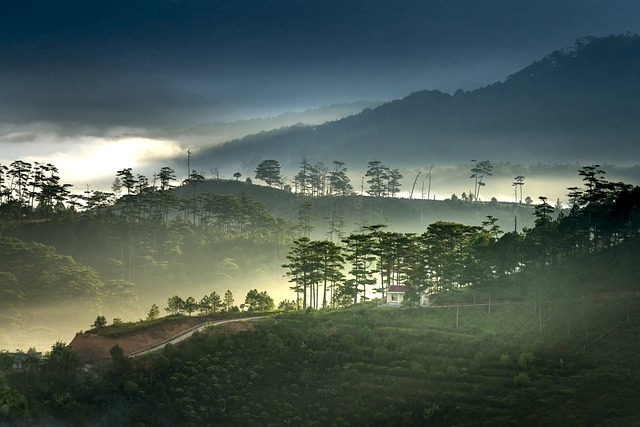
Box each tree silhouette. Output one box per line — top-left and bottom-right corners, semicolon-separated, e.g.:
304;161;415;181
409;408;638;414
158;167;177;191
283;237;316;309
184;296;197;316
328;161;353;196
244;289;275;311
255;160;282;187
387;169;403;197
342;232;376;303
147;304;160;320
165;295;184;315
513;175;525;203
92;315;107;328
365;160;390;197
470;160;493;202
185;169;205;224
223;290;235;311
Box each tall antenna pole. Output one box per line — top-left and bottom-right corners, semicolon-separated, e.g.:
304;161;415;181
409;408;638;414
187;149;192;180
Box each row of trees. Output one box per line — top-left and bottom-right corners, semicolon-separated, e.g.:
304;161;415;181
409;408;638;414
255;158;405;198
164;290;236;315
283;222;499;310
256;157;403;197
255;157;527;202
0;157;521;227
283;166;640;309
0;161;189;222
163;288;275;315
255;158;355;196
0;161;72;219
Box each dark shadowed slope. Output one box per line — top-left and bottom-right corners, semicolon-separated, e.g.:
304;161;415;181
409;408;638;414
197;35;640;169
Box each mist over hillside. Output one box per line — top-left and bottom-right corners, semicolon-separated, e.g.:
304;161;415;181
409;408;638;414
3;5;640;424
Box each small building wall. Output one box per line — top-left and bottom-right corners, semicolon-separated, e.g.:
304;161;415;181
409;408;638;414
386;292;405;304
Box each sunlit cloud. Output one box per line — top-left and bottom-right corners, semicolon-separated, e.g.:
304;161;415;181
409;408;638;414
0;131;183;192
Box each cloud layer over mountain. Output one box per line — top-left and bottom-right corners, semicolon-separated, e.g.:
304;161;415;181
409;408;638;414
2;0;640;127
2;1;640;194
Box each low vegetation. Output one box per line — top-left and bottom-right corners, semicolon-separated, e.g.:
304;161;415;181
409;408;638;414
1;253;639;426
0;157;639;425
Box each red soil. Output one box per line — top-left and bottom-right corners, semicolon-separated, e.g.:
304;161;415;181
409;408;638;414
69;316;203;363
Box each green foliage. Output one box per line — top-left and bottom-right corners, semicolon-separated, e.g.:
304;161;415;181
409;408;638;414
1;159;640;425
3;295;640;426
46;341;80;374
165;295;184;315
183;296;197;316
255;159;282;187
0;237;103;304
518;352;536;370
0;351;14;371
278;299;297;311
513;372;531;387
147;303;160;320
223;290;235;311
92;315;107;328
244;289;275;312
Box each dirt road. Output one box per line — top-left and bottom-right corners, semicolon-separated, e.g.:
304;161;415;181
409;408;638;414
128;316;266;358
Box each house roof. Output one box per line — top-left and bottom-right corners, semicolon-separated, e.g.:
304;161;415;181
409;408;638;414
387;285;408;293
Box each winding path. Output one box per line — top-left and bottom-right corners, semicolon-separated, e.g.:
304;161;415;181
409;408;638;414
128;316;266;358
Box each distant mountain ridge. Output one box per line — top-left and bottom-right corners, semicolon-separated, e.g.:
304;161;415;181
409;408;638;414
199;34;640;170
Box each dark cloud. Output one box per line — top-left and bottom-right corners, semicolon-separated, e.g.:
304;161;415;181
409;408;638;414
1;0;640;127
0;52;228;129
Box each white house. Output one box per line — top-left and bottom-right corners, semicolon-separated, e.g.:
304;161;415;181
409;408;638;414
384;285;431;307
386;285;408;305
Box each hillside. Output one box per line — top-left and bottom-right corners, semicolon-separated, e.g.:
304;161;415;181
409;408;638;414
3;242;640;426
2;159;636;353
196;34;640;169
173;179;539;235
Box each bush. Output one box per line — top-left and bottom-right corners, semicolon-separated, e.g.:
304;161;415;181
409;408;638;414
518;352;536;370
513;372;531;387
92;315;107;328
499;354;511;365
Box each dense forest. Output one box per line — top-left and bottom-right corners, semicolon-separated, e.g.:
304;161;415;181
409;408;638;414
0;158;638;346
1;157;640;424
0;157;543;348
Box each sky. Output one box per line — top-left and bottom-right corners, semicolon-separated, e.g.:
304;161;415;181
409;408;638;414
2;0;640;194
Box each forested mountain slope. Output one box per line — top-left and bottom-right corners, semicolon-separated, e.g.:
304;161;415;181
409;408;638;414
173;179;539;235
199;34;640;168
2;241;640;426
